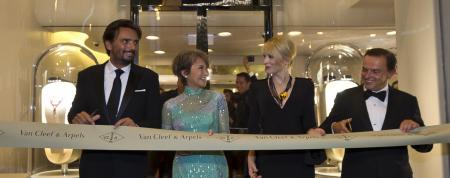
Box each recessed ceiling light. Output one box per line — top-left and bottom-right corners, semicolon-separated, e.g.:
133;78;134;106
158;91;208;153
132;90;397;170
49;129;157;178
217;32;232;37
208;49;213;52
146;35;159;40
277;32;284;35
258;43;264;47
370;34;376;37
288;31;302;36
386;31;396;35
316;32;324;35
154;50;165;54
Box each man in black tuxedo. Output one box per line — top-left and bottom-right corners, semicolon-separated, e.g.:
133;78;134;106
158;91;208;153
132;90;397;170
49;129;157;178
68;19;161;178
319;48;432;178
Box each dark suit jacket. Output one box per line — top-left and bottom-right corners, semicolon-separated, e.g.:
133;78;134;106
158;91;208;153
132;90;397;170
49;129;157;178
68;62;162;178
320;85;432;178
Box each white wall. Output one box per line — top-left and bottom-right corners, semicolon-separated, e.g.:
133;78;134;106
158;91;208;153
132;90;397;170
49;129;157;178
395;0;449;177
0;0;53;173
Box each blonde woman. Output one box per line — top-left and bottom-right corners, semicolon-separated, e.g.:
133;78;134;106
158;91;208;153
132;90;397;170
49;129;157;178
247;36;325;178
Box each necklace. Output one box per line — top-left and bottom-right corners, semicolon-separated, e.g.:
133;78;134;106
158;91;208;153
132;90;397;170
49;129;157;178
269;75;292;107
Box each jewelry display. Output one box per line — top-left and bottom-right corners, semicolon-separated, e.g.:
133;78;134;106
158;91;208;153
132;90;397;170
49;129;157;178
31;43;99;177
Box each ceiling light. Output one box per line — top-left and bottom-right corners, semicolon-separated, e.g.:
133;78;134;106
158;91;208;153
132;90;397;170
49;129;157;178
277;32;284;36
258;43;264;47
386;31;396;35
217;32;232;37
146;35;159;40
370;34;376;37
288;31;302;36
208;49;213;52
154;50;165;54
316;32;324;35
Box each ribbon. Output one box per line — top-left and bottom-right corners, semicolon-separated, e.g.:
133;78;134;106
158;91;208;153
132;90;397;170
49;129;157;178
0;122;449;150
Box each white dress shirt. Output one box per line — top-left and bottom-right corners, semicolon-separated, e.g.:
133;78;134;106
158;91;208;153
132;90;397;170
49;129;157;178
364;84;389;131
104;61;131;114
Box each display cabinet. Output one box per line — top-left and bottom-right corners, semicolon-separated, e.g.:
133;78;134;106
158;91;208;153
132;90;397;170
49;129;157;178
30;43;98;177
306;43;363;177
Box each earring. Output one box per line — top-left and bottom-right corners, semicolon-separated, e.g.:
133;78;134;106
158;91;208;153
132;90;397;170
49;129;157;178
183;75;188;78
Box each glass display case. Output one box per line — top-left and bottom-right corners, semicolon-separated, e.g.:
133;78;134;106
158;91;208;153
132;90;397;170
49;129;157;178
30;43;98;177
306;43;363;177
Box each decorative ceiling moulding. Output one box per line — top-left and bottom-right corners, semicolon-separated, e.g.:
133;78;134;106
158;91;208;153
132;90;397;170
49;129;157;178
34;0;129;27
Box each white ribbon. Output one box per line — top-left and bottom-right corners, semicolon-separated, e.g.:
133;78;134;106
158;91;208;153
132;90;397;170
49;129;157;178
0;122;449;150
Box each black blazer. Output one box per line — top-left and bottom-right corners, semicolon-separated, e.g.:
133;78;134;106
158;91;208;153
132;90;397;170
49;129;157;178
248;78;325;178
320;86;432;178
68;62;162;178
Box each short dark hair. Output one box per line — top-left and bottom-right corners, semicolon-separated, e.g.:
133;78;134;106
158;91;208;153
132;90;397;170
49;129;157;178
364;48;397;71
223;89;233;94
236;72;251;82
172;50;209;85
102;19;142;55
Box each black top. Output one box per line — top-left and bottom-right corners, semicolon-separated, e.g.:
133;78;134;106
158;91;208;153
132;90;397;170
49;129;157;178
248;78;317;134
248;77;324;178
234;90;250;129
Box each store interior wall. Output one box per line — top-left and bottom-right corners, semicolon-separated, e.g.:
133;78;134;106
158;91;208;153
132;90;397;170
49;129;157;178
441;0;450;175
395;0;449;177
0;1;52;173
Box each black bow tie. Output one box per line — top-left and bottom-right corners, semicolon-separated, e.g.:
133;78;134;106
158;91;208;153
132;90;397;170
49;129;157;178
363;90;386;102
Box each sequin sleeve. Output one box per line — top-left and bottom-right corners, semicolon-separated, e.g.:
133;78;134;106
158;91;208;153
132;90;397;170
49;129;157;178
216;93;230;134
161;101;173;130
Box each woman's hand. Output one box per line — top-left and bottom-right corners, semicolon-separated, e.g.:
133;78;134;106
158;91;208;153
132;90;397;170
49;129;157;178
307;128;326;136
248;150;262;178
208;129;214;136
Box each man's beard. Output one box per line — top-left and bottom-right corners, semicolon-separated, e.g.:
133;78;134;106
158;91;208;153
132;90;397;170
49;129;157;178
120;52;135;64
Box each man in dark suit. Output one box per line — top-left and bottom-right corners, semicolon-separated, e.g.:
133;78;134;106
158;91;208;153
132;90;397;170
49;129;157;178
68;19;161;178
319;48;432;178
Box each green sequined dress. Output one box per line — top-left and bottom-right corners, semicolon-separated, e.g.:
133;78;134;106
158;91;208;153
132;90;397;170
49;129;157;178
162;87;229;178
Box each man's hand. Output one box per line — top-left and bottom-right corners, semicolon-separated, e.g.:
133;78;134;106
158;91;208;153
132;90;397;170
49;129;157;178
242;56;250;72
72;111;100;125
332;118;352;133
399;119;419;133
307;128;326;136
114;117;139;128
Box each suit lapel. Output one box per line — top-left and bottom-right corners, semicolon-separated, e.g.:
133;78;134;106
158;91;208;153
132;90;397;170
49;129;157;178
381;86;395;130
117;64;140;119
355;86;374;131
95;63;110;123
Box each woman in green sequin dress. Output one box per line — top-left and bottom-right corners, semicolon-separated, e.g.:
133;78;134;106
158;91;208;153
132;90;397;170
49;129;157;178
162;50;229;178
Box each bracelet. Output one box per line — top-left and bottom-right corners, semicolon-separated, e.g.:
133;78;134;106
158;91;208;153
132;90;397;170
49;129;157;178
330;122;336;134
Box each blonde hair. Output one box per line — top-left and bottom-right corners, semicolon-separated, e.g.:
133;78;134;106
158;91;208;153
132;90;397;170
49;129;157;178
263;36;297;61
